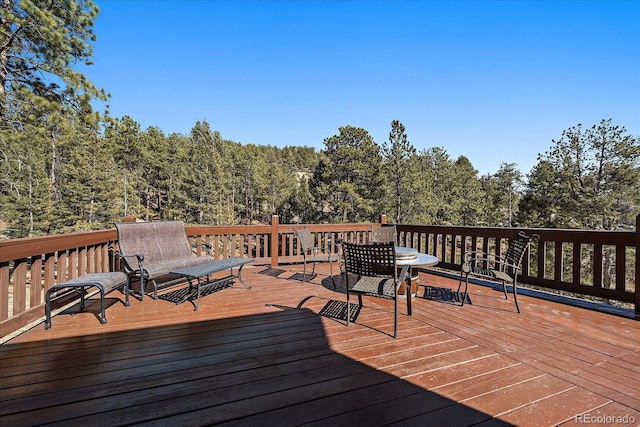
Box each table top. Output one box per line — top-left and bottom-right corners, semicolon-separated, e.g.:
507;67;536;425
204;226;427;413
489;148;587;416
170;258;253;278
395;247;438;267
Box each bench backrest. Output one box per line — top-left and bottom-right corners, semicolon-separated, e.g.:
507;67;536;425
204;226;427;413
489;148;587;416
115;221;193;266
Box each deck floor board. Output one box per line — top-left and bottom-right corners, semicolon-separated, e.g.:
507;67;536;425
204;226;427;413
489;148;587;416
1;264;639;426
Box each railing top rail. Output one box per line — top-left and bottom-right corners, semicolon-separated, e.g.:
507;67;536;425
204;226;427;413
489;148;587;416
396;225;635;245
1;229;118;262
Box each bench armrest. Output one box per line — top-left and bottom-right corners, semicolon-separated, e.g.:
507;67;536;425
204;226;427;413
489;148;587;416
115;251;147;277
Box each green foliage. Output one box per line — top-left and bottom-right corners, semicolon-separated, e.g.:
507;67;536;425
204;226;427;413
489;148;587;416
0;127;53;235
1;114;638;238
485;162;524;227
452;156;485;226
54;129;123;232
278;177;314;224
1;0;108;127
311;126;386;223
381;120;416;224
519;119;640;230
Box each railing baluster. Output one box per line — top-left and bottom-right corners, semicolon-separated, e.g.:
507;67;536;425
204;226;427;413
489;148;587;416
594;243;603;288
30;256;43;308
0;261;9;321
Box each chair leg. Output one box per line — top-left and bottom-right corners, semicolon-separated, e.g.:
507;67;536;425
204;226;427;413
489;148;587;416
98;285;107;324
301;259;307;284
152;279;159;299
406;279;412;316
502;281;509;300
124;279;130;306
79;286;86;311
458;274;470;307
512;282;521;313
45;288;54;329
457;271;465;298
393;295;398;338
140;275;146;301
346;289;350;326
329;260;336;289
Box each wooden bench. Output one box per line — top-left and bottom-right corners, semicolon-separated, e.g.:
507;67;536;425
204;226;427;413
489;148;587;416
45;272;129;329
115;221;253;301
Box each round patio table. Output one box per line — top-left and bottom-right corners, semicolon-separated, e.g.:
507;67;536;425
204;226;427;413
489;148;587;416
395;247;439;296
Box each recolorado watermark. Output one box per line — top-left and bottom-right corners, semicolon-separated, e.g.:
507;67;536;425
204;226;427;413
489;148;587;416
575;412;636;425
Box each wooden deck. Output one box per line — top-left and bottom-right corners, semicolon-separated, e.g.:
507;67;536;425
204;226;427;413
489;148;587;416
1;263;639;426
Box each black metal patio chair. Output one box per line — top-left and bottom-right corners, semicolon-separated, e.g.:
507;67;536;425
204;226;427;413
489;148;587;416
341;241;410;338
295;227;340;288
457;230;539;313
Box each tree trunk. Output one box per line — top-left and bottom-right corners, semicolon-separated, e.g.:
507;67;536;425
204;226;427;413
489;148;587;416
49;130;58;200
0;0;13;123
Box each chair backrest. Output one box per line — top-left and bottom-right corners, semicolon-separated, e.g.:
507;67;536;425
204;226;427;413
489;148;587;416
295;228;317;253
502;231;539;271
115;221;193;266
342;242;396;278
370;225;397;244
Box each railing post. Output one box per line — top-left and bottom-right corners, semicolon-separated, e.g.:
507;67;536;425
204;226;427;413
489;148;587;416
379;214;387;224
271;215;279;268
635;213;640;320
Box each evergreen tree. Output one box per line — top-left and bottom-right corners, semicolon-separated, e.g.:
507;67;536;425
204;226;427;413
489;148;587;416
489;162;524;227
452;156;485;226
138;126;172;220
163;132;191;221
183;121;225;224
381;120;416;224
422;147;456;225
517;160;559;227
0;0;107;126
55;126;122;232
311;126;386;223
278;176;314;224
103;116;144;219
0;127;52;236
402;150;437;225
520;119;640;229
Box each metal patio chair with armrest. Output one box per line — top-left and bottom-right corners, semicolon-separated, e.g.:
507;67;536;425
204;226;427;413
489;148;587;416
370;225;397;244
342;241;410;338
295;227;340;288
457;230;539;313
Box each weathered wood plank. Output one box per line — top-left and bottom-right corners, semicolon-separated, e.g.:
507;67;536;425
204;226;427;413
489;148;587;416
1;265;639;426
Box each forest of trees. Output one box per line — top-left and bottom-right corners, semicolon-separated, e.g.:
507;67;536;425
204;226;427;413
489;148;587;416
1;1;639;239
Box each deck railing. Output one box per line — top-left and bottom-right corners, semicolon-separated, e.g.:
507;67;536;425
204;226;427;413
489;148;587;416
1;214;638;339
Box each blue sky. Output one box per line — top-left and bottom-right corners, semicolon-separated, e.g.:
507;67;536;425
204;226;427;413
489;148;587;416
87;1;640;176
